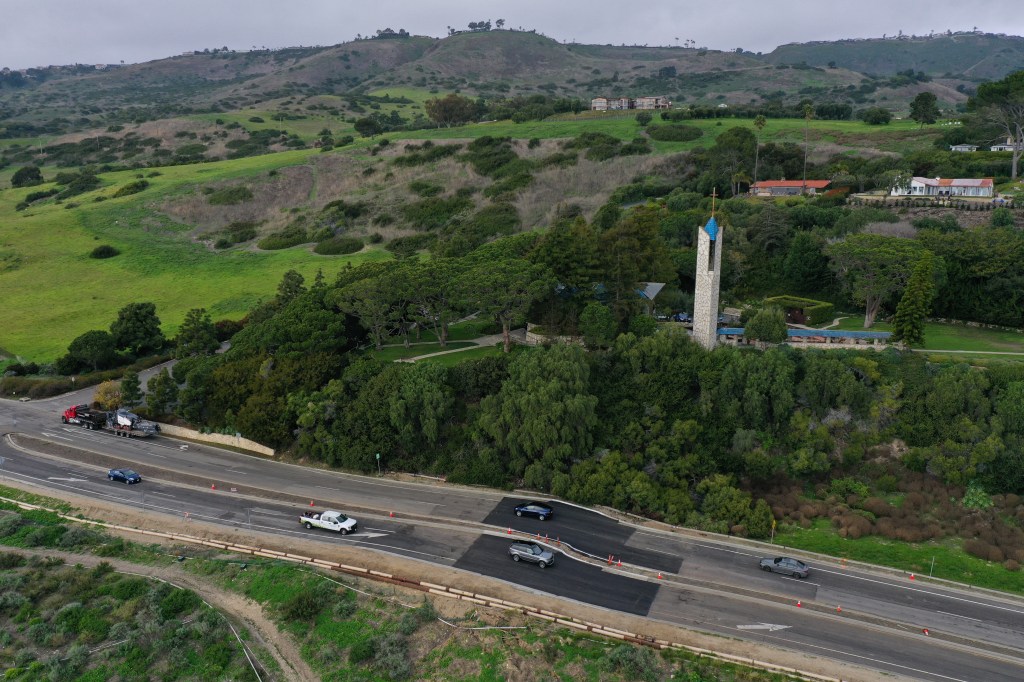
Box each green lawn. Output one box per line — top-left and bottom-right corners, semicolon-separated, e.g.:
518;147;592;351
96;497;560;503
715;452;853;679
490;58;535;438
828;317;1024;353
776;519;1023;595
0;151;390;362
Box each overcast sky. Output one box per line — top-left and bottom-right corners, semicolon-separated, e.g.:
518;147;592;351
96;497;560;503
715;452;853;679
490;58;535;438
4;0;1023;70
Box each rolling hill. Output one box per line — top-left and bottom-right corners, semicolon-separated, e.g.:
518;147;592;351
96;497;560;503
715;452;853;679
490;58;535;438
5;28;1021;141
766;31;1024;80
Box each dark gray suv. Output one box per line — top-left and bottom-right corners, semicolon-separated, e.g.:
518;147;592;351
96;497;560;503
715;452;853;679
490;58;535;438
508;541;555;568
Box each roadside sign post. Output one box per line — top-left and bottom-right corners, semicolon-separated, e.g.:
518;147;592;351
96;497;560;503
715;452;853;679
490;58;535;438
770;518;776;544
375;452;381;476
0;456;5;481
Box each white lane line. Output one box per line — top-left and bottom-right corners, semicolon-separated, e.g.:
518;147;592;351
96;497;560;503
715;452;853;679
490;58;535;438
41;432;73;441
751;633;970;682
937;611;982;622
684;539;1024;617
147;491;177;498
249;508;285;516
812;566;1024;616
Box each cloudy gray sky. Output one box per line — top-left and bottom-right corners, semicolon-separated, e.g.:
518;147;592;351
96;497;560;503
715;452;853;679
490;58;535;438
4;0;1023;69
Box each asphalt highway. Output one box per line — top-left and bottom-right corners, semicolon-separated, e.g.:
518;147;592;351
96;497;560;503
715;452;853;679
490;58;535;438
2;395;1023;681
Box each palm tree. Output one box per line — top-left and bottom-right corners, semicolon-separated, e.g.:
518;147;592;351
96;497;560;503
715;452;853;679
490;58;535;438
753;114;767;190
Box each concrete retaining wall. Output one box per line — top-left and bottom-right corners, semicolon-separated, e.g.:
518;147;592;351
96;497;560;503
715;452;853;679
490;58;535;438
155;423;274;457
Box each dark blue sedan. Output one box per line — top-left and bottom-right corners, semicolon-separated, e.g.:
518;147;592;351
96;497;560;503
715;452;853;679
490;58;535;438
514;501;553;521
108;468;141;484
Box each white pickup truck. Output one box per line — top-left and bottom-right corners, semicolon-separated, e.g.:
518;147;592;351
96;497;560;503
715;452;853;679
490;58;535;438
300;510;358;535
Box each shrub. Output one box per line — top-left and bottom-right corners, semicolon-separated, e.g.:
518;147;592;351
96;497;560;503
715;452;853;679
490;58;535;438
386;233;435;257
484;172;533;198
12;165;44;188
314;235;363;255
248;116;265;123
830;477;870;499
401;196;472;229
112;179;149;197
349;638;375;664
409;180;443;197
393;142;461;167
58;526;102;548
89;245;120;259
647;124;703;142
159;588;200;620
281;590;325;622
25;188;59;203
207;186;253;205
0;552;25;569
258;225;308;250
605;644;660;681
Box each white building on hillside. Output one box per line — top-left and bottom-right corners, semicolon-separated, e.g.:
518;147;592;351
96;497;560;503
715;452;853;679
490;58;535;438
891;177;994;198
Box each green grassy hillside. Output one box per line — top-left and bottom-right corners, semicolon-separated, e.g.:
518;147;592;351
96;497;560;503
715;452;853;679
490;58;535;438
767;32;1024;80
0;113;942;362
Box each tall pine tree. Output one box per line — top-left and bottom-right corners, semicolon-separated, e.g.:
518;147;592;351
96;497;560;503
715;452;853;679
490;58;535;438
891;251;935;347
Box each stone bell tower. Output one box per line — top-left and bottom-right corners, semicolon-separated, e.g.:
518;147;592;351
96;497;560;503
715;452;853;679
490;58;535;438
692;192;723;350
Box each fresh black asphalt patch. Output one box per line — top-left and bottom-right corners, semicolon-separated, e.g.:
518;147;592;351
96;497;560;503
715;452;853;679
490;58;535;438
483;497;682;573
455;535;658;617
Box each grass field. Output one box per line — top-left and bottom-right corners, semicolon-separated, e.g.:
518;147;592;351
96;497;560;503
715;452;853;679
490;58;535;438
829;317;1024;353
0;150;389;362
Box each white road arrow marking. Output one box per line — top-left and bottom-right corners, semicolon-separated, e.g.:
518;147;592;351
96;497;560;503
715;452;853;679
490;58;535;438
736;623;790;632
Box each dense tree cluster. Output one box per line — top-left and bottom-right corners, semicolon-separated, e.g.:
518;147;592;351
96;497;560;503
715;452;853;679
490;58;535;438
157;198;1024;543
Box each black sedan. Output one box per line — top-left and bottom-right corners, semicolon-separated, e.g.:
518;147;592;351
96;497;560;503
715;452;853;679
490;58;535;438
108;468;142;484
514;501;553;521
759;556;810;578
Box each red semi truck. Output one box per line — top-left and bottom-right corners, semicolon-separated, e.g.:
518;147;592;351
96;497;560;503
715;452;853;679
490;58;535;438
61;405;159;438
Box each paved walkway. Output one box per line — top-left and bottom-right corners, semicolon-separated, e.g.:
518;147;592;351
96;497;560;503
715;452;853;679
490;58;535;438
394;329;526;363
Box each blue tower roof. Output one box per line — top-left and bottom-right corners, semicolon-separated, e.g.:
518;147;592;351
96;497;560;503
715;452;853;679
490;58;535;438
703;216;719;241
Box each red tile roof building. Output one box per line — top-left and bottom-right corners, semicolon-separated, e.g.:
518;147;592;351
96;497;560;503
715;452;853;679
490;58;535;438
751;180;831;196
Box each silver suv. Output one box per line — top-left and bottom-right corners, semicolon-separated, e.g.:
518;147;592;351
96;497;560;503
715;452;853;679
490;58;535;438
508;541;554;568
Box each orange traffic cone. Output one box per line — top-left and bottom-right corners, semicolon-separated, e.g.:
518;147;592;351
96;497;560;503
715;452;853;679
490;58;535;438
796;600;802;608
657;572;663;579
309;500;315;506
617;558;622;567
507;527;512;534
909;573;916;581
389;511;394;518
211;483;216;490
922;628;929;636
836;605;842;613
